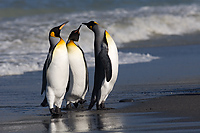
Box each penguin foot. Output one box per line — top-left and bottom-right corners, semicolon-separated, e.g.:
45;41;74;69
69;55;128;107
96;103;114;110
96;107;101;110
79;99;86;104
88;101;95;110
88;105;93;110
49;107;62;117
51;112;62;118
73;103;79;108
55;106;61;114
51;114;62;118
50;108;56;114
100;102;105;109
96;104;101;110
96;102;105;110
65;104;72;110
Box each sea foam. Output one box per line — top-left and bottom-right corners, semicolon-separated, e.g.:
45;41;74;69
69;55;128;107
0;52;159;76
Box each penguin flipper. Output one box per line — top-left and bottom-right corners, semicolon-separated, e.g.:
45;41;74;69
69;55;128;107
41;60;47;95
41;45;56;95
99;43;112;82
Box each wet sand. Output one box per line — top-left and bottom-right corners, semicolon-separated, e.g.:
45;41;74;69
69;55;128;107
1;92;200;132
118;93;200;119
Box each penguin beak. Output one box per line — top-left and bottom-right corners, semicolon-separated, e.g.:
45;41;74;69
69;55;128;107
82;22;87;25
77;25;82;31
59;21;69;30
74;25;82;34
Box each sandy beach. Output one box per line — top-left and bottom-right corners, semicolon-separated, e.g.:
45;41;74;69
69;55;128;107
1;82;200;132
0;43;200;132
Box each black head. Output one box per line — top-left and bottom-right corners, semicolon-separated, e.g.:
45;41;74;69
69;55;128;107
68;25;82;41
49;21;69;38
82;21;99;31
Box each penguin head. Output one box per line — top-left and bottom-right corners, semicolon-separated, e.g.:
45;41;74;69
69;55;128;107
68;25;82;42
49;21;69;38
82;21;99;31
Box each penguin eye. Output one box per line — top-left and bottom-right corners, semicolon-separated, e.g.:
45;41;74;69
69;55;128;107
50;32;55;37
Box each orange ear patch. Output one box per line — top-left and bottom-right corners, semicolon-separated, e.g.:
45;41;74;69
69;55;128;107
50;32;55;37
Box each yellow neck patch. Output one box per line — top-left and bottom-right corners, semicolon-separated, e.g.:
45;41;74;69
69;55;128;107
56;38;65;47
59;38;65;44
67;40;76;47
105;30;111;38
67;40;77;52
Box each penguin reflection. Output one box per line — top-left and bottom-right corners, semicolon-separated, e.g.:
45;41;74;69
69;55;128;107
43;112;90;132
92;113;123;131
65;111;90;132
48;118;68;132
43;111;123;132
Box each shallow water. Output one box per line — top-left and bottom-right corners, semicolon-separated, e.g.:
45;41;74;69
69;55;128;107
1;111;200;133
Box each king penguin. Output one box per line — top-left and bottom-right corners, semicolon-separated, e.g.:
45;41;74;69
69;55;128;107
41;21;69;115
65;25;89;109
82;21;118;110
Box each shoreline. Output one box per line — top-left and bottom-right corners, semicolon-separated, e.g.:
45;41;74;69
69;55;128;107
116;93;200;119
1;91;200;132
0;70;200;132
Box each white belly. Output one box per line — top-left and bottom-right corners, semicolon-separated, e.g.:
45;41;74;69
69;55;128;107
66;48;87;102
99;34;118;103
47;45;69;97
108;38;118;84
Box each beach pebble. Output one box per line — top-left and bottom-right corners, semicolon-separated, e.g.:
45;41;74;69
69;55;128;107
119;99;134;102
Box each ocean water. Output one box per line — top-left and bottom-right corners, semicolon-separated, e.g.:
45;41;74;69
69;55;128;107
1;0;200;76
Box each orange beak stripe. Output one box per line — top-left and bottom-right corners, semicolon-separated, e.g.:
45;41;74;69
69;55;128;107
59;23;66;30
59;21;69;30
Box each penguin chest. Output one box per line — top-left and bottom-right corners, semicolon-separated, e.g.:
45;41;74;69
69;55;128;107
106;32;118;82
100;32;118;96
47;43;69;90
67;44;86;96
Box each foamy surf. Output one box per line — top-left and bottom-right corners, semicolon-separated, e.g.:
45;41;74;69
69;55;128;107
0;51;159;76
